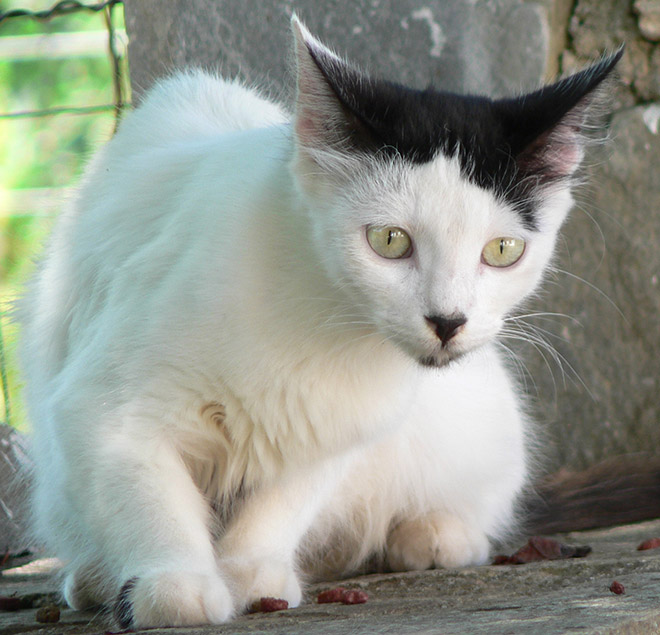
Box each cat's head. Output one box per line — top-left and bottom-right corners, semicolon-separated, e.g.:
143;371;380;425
289;15;621;368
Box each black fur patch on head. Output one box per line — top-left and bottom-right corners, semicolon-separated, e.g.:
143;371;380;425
306;44;622;230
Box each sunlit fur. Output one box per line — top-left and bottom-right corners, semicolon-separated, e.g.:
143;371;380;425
18;16;618;628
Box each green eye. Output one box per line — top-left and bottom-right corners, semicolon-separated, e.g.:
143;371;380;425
482;237;525;268
366;226;412;259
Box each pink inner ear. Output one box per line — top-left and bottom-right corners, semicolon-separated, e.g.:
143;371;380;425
518;122;584;181
295;112;319;145
548;116;588;177
552;141;583;177
293;42;334;148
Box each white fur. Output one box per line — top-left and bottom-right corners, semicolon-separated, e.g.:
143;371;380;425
19;20;577;627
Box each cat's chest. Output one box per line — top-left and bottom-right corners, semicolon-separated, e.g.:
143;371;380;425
203;340;418;476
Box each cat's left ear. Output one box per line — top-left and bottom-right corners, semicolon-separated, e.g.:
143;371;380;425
290;14;376;182
496;48;624;183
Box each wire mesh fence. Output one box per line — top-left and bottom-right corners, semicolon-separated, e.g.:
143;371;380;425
0;0;130;428
0;0;128;125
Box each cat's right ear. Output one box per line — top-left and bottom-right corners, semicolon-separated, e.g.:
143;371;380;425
290;15;372;187
496;48;623;187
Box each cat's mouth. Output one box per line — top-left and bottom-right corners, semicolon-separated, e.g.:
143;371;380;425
417;350;466;369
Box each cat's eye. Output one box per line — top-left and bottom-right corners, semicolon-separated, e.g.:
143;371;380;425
482;237;525;268
366;226;412;259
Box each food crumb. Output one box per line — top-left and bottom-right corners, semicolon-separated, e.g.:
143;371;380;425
340;589;368;604
637;538;660;551
0;596;22;612
609;581;625;595
0;595;32;611
317;587;346;603
250;597;289;613
35;605;61;623
492;536;591;565
317;587;368;605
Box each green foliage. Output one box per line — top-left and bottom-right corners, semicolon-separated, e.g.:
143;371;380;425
0;0;128;430
0;0;114;35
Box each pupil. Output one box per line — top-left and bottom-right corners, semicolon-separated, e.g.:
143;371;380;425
387;230;393;245
499;240;505;254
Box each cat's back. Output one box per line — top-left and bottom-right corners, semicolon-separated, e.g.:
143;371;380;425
115;70;289;153
19;71;290;393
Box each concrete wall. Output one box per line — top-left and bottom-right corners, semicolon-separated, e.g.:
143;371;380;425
125;0;555;103
124;0;660;471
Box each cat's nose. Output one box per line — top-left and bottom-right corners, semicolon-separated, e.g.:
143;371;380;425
425;314;467;345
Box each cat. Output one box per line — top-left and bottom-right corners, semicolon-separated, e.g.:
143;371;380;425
18;15;621;628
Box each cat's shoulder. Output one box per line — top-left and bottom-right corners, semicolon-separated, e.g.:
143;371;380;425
115;70;289;149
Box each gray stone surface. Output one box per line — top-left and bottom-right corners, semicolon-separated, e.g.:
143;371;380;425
124;0;549;104
122;0;660;472
522;104;660;469
4;521;660;633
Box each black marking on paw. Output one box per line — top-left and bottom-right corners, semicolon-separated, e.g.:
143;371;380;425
114;577;138;630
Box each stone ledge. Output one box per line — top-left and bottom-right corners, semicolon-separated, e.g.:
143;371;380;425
3;519;660;634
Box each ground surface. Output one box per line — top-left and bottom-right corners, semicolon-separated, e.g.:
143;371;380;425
3;520;660;634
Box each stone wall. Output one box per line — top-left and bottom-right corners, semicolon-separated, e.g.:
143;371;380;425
524;0;660;469
125;0;553;102
124;0;660;471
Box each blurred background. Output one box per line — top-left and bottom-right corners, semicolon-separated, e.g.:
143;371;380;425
0;0;129;432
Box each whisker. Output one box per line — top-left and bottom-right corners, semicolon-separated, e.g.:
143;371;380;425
495;341;537;396
506;311;582;326
499;330;559;400
500;320;596;401
552;267;627;322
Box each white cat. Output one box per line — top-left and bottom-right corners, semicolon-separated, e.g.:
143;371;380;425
19;16;620;628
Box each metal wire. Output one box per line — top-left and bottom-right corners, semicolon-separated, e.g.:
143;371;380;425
0;0;128;123
0;0;122;22
1;104;119;118
0;0;128;427
102;0;125;132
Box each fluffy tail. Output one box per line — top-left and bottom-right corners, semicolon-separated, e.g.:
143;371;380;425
528;454;660;535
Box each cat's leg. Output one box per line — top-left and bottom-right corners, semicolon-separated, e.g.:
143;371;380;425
313;347;526;576
216;459;345;612
53;409;234;628
382;348;527;571
104;444;232;627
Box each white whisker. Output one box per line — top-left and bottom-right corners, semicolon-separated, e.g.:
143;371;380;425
552;267;627;322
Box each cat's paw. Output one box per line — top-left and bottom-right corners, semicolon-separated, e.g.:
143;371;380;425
223;558;302;611
113;570;233;628
386;513;490;571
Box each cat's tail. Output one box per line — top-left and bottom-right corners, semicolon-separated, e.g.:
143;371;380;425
527;454;660;534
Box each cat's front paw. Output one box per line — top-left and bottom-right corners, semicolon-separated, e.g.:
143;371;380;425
223;557;302;612
113;570;233;628
386;513;490;571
